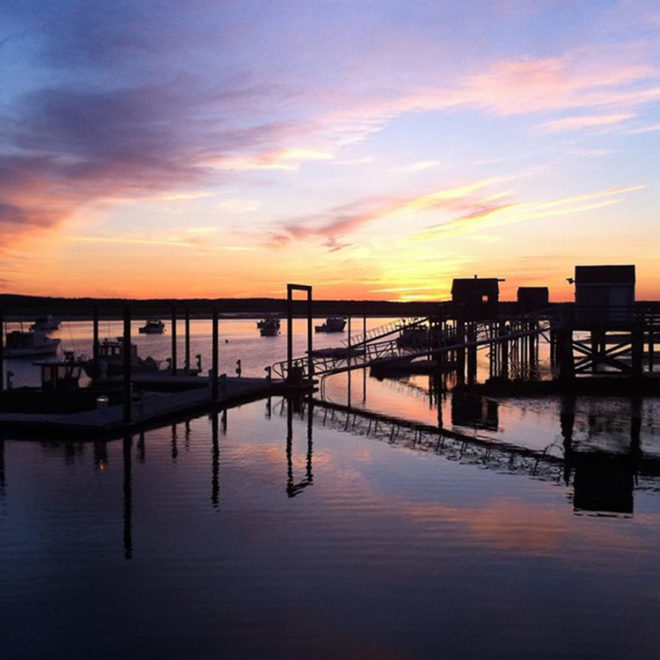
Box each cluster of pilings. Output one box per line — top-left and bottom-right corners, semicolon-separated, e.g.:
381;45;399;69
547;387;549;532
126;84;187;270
549;306;660;382
450;318;543;385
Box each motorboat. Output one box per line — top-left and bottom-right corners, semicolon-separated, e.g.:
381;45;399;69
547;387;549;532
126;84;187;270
138;318;166;334
82;337;160;379
258;317;281;336
315;317;346;333
30;314;60;332
397;327;430;348
3;329;61;358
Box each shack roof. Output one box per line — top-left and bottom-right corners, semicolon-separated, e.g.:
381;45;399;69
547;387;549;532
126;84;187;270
575;265;635;285
451;278;500;296
517;286;549;299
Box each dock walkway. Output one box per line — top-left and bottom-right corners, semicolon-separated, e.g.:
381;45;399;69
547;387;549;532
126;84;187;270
0;377;301;435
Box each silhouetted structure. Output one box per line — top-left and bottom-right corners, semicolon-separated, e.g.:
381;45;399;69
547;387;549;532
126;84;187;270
574;264;635;328
517;286;549;312
451;276;500;320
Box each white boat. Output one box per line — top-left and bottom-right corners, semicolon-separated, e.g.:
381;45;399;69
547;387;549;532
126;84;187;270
30;314;60;332
138;318;166;334
315;317;346;333
4;329;61;358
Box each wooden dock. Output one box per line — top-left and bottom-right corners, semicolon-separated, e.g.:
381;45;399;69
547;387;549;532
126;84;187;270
0;376;312;436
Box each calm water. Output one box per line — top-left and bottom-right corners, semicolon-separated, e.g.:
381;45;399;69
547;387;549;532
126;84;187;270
2;318;660;658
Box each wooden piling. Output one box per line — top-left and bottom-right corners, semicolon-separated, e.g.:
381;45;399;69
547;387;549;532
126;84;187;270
0;306;4;392
466;323;477;385
122;306;132;424
185;307;190;372
171;307;177;376
632;319;643;379
211;307;219;401
93;305;99;374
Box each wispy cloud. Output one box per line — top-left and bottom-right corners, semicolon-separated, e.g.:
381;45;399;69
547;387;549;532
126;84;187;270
414;184;645;239
540;113;635;132
267;178;501;249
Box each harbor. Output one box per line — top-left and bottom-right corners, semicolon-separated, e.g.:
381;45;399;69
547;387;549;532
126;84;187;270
3;273;660;658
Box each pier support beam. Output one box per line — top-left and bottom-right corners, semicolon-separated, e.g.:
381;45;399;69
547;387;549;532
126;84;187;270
185;307;190;372
466;323;477;385
632;320;643;379
455;319;466;385
211;307;219;401
286;283;313;382
122;306;132;425
93;305;99;375
171;307;177;376
557;326;575;384
0;307;3;392
0;306;4;392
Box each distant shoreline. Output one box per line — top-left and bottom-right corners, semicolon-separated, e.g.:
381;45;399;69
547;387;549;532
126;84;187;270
0;293;450;321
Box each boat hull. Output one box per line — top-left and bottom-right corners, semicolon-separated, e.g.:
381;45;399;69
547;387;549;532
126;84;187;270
4;342;60;359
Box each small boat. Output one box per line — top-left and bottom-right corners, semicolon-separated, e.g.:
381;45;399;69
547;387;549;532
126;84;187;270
315;317;346;333
82;338;160;378
30;314;60;332
3;329;61;358
397;327;429;348
138;318;166;334
258;317;281;336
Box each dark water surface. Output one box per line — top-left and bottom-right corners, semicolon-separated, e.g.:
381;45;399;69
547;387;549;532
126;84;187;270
2;319;660;658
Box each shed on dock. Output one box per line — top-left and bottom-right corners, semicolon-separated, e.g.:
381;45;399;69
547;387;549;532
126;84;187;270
573;265;635;328
451;277;500;320
517;287;549;312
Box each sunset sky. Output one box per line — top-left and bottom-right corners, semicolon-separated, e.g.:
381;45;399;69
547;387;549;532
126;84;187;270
2;1;660;301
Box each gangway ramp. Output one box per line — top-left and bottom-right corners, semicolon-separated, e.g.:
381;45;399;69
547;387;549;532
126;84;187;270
273;314;554;380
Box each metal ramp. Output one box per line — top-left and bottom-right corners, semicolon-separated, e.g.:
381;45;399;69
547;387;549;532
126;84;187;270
341;317;426;347
273;314;554;380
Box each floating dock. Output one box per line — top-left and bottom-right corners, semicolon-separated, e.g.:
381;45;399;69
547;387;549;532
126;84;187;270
0;376;312;436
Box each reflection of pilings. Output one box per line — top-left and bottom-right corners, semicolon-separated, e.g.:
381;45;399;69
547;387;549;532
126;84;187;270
0;438;5;494
137;432;146;462
122;435;133;560
171;423;178;460
311;398;565;483
211;411;219;508
560;395;575;485
93;440;108;469
285;396;314;497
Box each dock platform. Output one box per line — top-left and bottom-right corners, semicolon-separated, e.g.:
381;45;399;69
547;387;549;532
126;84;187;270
0;376;312;436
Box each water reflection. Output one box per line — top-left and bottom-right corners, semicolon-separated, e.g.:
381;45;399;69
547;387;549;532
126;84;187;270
451;392;499;432
123;434;132;560
0;438;5;496
211;410;220;508
285;396;314;497
307;393;660;518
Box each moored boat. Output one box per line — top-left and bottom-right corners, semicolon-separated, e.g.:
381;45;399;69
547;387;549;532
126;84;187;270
30;314;61;332
258;317;281;336
138;318;166;334
4;329;61;358
315;317;346;333
82;338;160;378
